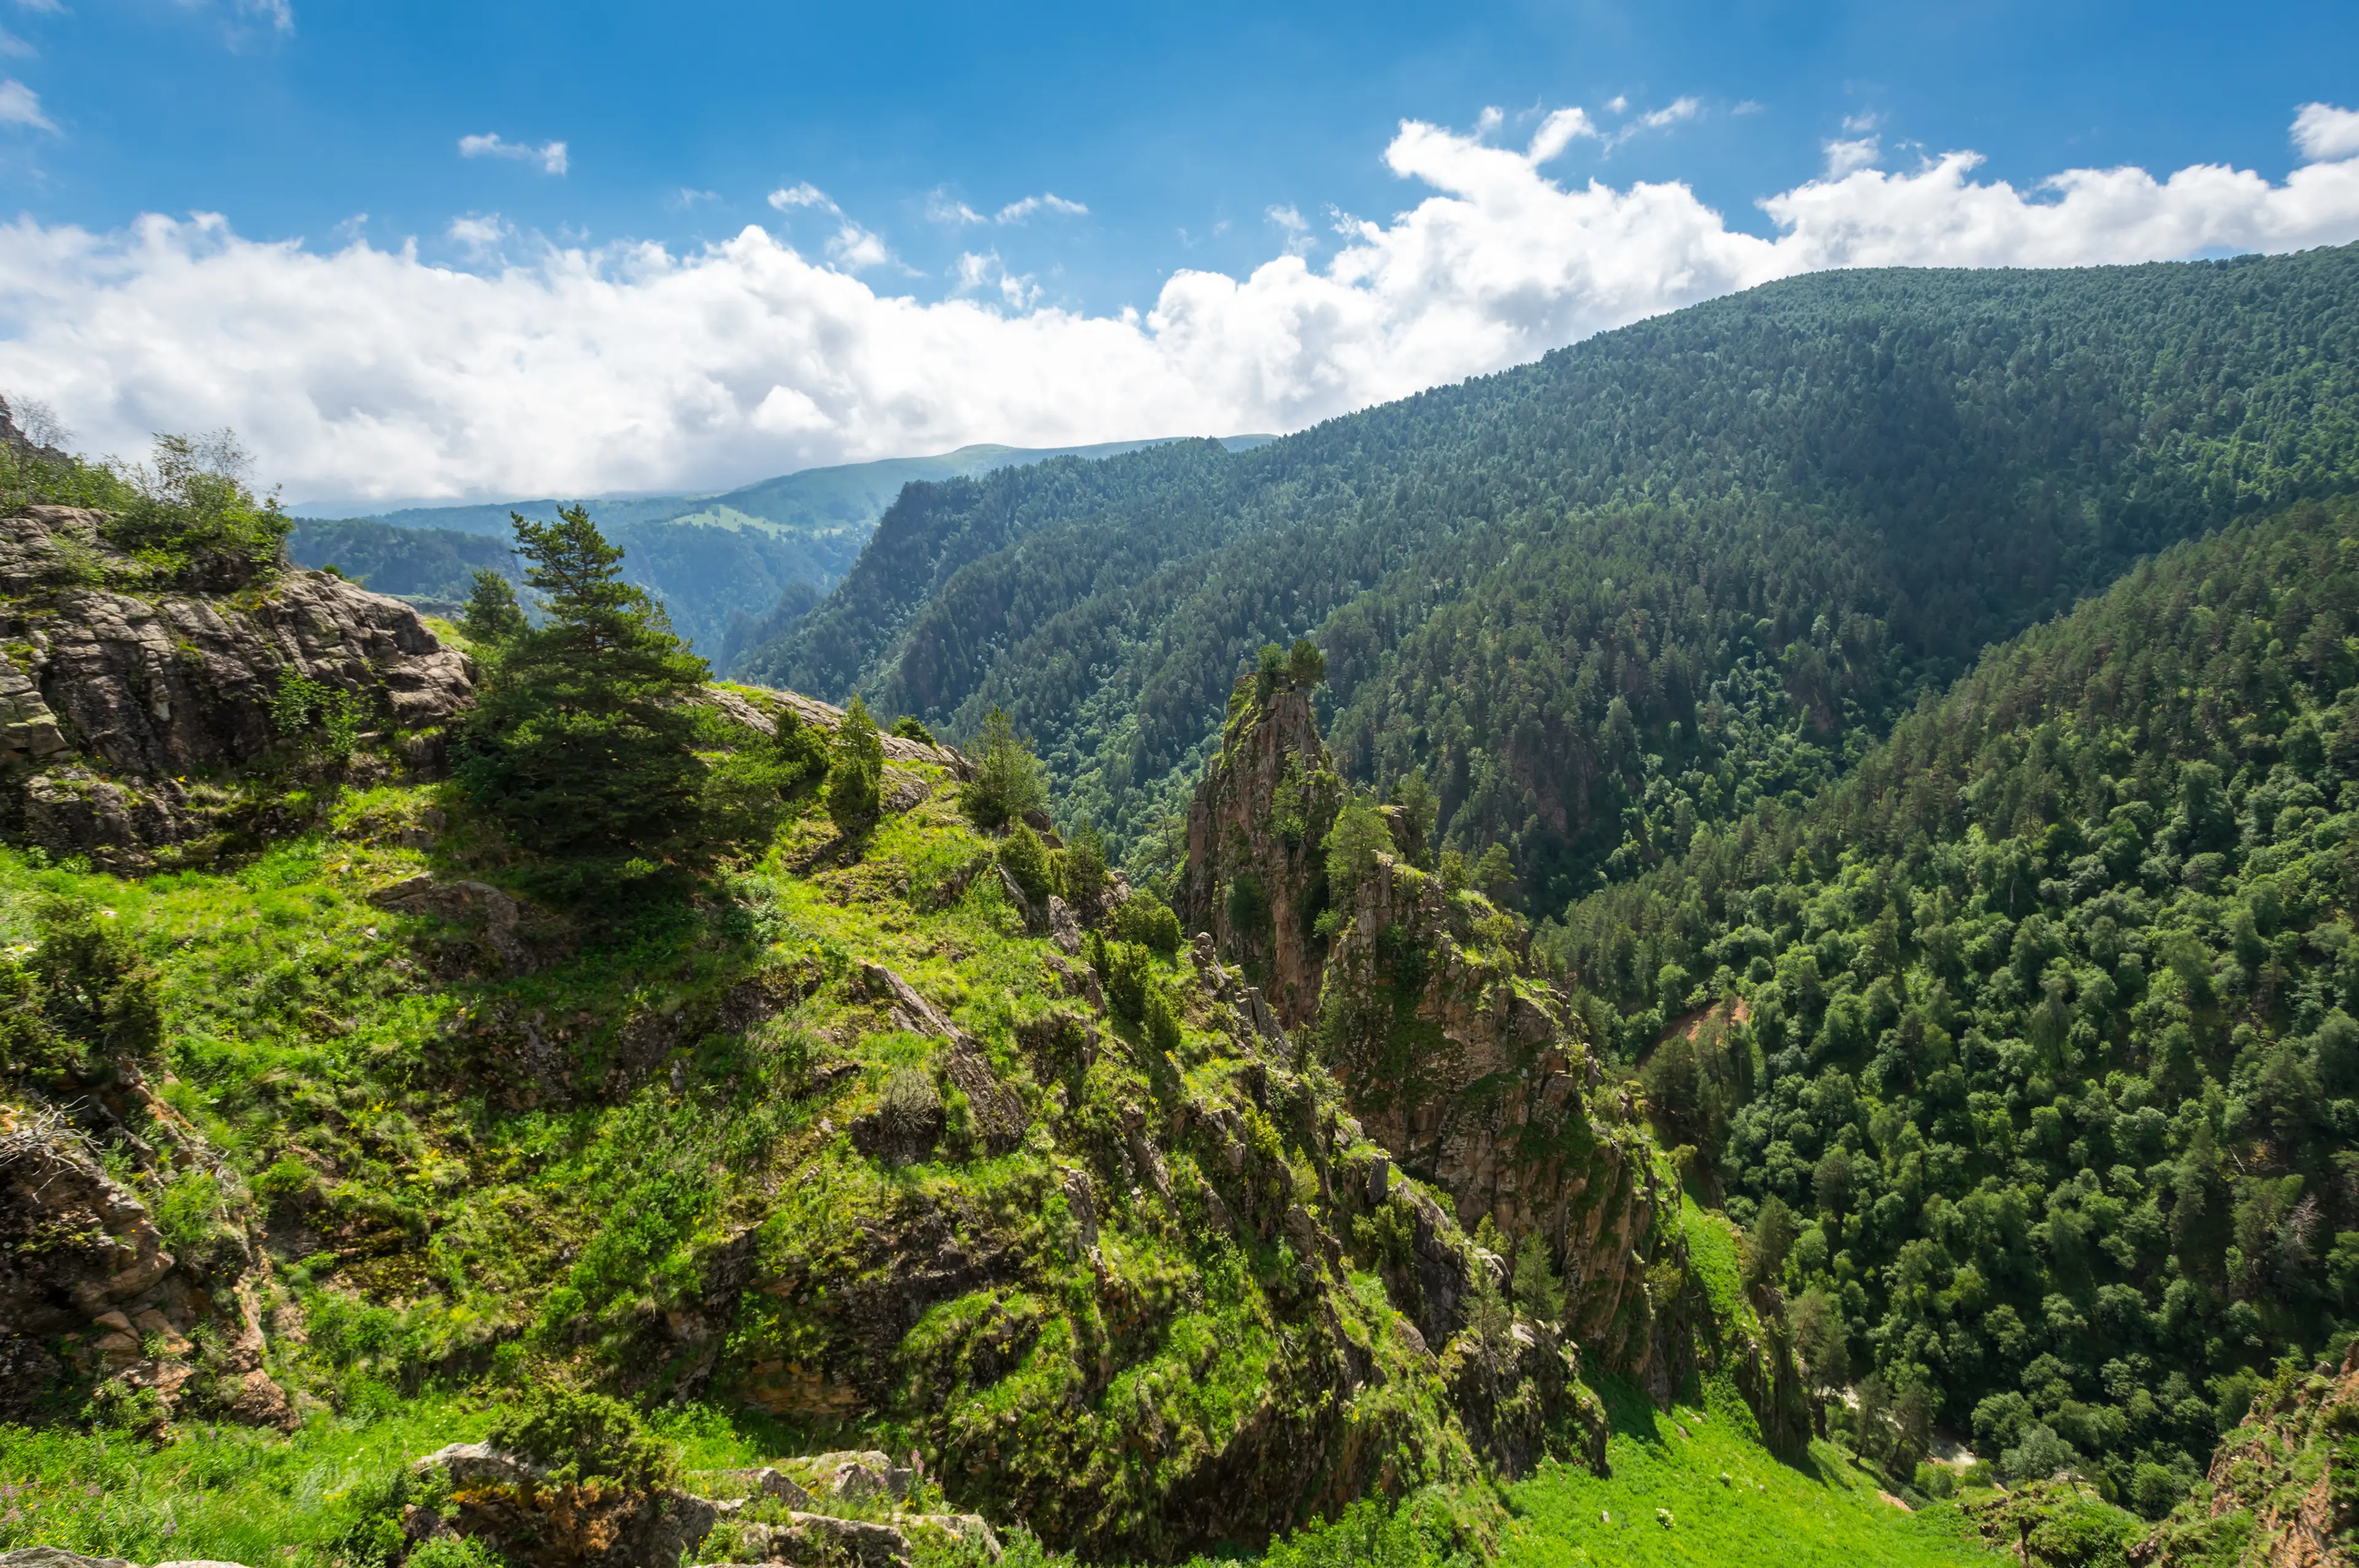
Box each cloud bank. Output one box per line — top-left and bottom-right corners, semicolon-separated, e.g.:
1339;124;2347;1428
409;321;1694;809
4;106;2358;502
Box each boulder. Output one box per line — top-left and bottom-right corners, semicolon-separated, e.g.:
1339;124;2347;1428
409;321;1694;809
369;875;537;973
411;1443;721;1568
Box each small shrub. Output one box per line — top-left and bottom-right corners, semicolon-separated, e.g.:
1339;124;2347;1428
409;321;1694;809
998;824;1055;905
483;1383;678;1489
890;715;937;744
1115;891;1183;954
271;667;363;760
1144;988;1183;1055
773;708;832;795
1097;939;1156;1023
407;1538;507;1568
882;1066;945;1143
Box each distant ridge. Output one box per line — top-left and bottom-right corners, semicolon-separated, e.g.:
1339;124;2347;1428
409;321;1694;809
288;435;1278;536
284;434;1273;658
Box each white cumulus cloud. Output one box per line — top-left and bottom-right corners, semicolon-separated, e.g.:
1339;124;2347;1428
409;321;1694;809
2295;102;2359;163
2;106;2357;504
458;133;567;175
927;189;987;225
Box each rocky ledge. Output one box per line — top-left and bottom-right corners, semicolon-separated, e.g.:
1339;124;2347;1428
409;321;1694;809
0;506;474;867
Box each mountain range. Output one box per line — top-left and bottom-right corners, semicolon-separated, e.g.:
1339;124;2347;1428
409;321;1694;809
284;437;1273;657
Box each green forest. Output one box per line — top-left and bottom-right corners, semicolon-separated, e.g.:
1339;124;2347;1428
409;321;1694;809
1545;498;2359;1511
764;246;2359;916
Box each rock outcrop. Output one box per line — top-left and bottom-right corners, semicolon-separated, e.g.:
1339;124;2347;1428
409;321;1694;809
1180;673;1807;1433
409;1444;721;1568
697;684;969;776
2134;1341;2359;1568
0;1104;294;1430
1178;679;1340;1026
0;505;474;866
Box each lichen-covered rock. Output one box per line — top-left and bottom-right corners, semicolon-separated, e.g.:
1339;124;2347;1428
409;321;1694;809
412;1443;722;1568
0;505;474;864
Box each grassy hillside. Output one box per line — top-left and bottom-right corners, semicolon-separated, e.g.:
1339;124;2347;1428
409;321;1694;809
0;730;1549;1562
1498;1389;1989;1568
759;248;2359;914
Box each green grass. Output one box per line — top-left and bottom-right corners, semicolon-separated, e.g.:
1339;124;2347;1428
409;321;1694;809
1497;1383;2003;1568
0;1392;792;1562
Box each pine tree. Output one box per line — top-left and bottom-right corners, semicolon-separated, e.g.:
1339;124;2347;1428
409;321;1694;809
457;506;710;887
1511;1232;1565;1324
460;568;528;647
827;695;885;832
960;706;1047;832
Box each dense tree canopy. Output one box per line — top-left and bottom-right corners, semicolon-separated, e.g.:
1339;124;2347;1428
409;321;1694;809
1543;499;2359;1511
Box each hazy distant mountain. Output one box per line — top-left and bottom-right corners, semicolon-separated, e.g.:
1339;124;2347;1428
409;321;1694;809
293;437;1277;538
285;435;1273;654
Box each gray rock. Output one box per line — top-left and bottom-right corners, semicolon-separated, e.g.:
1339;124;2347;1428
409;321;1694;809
411;1440;546;1486
859;963;964;1042
369;876;536;973
0;1551;136;1568
1045;895;1082;954
0;507;474;862
690;1464;814;1508
784;1511;912;1568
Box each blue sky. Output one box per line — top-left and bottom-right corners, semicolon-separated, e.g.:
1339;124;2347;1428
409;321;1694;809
14;0;2353;311
0;0;2352;501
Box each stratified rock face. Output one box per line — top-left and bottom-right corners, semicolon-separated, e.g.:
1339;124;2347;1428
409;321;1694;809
1178;681;1727;1394
1320;856;1672;1376
1178;680;1340;1027
0;506;474;862
0;1105;295;1430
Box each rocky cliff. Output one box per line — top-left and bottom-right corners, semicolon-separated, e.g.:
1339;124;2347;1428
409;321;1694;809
0;505;474;868
1178;679;1339;1027
2133;1342;2359;1568
1180;674;1809;1449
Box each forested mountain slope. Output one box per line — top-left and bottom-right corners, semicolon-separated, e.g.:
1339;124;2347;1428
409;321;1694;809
1544;499;2359;1534
767;246;2359;913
